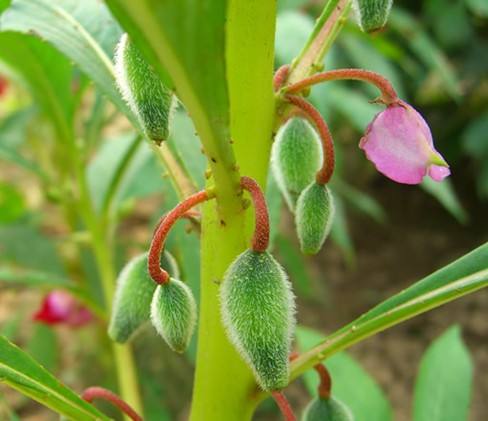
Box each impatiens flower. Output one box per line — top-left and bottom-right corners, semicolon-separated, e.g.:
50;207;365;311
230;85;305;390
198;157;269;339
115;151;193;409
34;290;92;328
359;101;450;184
0;75;8;97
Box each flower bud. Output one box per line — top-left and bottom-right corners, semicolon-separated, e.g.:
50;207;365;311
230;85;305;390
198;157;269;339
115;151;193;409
271;117;322;210
359;102;450;184
220;249;295;391
302;396;354;421
115;34;174;144
353;0;393;33
150;278;197;353
108;252;179;343
295;182;335;255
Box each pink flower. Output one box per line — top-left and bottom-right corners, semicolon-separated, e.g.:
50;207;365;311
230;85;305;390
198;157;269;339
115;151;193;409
359;102;450;184
34;290;92;328
0;75;8;97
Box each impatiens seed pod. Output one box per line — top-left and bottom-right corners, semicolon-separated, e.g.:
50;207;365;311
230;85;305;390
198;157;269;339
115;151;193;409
150;278;197;353
115;34;174;144
353;0;393;33
295;182;335;255
220;249;295;391
271;117;322;210
108;252;179;343
302;397;354;421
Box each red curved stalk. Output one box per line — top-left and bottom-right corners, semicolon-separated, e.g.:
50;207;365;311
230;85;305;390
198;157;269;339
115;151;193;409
273;64;290;91
240;176;270;252
285;68;398;104
285;95;335;184
272;391;296;421
148;190;210;284
82;386;142;421
314;363;332;399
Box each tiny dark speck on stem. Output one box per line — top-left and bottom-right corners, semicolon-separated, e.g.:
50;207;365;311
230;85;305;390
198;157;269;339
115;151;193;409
211;157;217;163
220;219;226;227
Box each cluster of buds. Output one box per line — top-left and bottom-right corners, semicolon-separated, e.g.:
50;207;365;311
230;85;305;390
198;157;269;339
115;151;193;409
271;64;450;257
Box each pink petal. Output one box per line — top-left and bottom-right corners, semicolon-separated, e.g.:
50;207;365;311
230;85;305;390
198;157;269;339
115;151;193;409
359;102;449;185
428;165;451;181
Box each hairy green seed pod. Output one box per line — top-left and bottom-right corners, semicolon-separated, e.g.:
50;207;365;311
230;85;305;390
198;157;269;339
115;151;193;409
115;33;174;144
295;182;335;255
108;251;179;343
302;397;354;421
271;117;322;210
352;0;393;33
220;249;295;391
150;278;197;353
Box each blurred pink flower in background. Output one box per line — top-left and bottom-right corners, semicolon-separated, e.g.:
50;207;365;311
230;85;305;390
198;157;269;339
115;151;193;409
360;101;450;185
0;75;8;97
34;290;92;328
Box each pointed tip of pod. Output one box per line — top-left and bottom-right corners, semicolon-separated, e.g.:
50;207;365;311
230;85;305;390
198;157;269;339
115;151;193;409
295;183;335;255
114;33;175;144
271;117;322;212
150;278;197;353
220;249;296;391
352;0;393;33
303;396;354;421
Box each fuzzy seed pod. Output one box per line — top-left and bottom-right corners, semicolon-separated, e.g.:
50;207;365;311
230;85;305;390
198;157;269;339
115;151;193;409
220;249;295;391
295;182;335;255
150;278;197;353
271;117;322;210
353;0;393;33
302;397;354;421
108;252;179;343
115;33;174;144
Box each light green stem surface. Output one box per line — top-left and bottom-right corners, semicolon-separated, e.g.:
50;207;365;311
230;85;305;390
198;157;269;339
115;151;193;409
189;1;277;420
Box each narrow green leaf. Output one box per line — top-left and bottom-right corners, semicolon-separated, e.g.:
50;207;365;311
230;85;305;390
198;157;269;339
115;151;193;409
413;325;473;421
0;336;110;420
26;324;58;373
290;242;488;379
330;195;356;266
420;178;468;224
0;0;127;116
296;327;393;421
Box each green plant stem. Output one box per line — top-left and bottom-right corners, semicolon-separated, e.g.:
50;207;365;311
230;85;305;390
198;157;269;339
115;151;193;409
189;1;277;420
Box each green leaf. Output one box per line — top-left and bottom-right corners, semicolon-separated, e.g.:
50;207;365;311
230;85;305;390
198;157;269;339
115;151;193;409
0;33;73;143
465;0;488;16
0;0;128;118
0;183;25;224
389;8;461;100
0;336;110;420
296;327;393;421
413;325;473;421
105;0;240;215
420;178;468;224
330;195;356;267
290;241;488;379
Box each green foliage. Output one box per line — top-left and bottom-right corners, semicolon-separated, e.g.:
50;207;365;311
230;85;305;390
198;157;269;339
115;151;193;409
0;336;110;420
352;0;392;33
220;249;295;391
295;183;335;255
413;326;473;421
115;34;174;144
150;278;197;353
302;396;354;421
272;117;322;210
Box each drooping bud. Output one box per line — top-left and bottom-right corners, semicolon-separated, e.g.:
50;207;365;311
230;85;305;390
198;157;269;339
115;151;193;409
271;117;322;210
295;182;335;255
359;101;450;185
114;34;174;144
150;278;197;353
220;249;295;391
353;0;393;33
109;252;179;343
302;396;354;421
